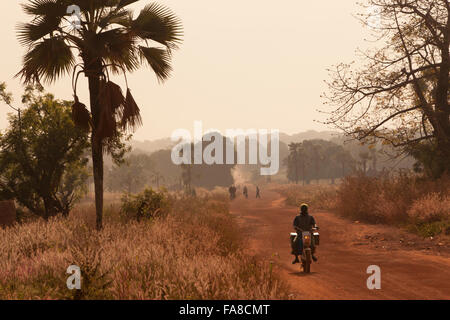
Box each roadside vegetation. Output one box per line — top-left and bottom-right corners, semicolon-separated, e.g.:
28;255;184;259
276;173;450;238
16;0;183;230
0;190;290;300
278;0;450;241
335;174;450;238
275;183;338;211
0;85;89;219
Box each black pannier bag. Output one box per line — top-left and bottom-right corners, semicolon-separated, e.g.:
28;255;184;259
313;231;320;245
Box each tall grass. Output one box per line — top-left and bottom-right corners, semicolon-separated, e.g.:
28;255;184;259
275;184;338;211
0;192;289;300
335;173;450;236
275;174;450;237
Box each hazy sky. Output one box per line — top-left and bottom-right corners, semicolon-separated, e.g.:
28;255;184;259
0;0;370;141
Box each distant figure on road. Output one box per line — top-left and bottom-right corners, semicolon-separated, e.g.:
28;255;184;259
256;186;261;199
229;185;237;200
243;186;248;199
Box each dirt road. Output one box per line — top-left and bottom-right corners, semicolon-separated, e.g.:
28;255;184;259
230;189;450;299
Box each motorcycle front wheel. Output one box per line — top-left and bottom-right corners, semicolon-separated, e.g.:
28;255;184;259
303;249;311;273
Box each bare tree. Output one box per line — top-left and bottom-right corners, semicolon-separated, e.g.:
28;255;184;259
324;0;449;176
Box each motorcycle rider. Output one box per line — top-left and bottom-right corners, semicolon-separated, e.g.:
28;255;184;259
291;203;319;264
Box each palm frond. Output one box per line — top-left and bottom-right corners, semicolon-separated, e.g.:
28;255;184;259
121;88;142;131
117;0;139;10
139;46;172;82
131;3;183;50
96;29;140;73
66;0;117;12
72;95;92;131
21;0;65;16
97;80;125;140
17;16;62;46
17;36;75;84
98;8;132;29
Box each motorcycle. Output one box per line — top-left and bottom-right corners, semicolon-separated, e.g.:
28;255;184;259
290;226;319;273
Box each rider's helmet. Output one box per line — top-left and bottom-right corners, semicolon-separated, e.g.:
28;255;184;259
300;203;308;214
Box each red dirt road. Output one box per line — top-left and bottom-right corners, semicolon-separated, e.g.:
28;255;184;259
230;189;450;299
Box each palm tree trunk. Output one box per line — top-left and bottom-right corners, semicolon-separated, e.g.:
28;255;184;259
91;135;103;230
43;197;51;221
87;66;104;230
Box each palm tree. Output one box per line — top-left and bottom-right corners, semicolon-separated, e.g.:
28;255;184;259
287;142;308;185
335;148;349;178
310;144;323;184
287;143;300;184
17;0;182;229
151;171;164;188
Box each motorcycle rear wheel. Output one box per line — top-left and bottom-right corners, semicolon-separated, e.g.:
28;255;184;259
303;250;311;273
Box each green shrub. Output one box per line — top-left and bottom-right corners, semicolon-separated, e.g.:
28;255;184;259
407;220;450;238
120;188;171;222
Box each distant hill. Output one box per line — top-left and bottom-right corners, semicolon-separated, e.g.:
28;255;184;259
130;130;340;154
121;129;413;188
130;138;175;154
279;130;339;145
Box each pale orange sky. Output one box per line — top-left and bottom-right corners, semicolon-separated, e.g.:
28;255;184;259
0;0;369;140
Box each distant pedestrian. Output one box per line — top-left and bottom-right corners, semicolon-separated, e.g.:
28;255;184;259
243;186;248;199
256;186;261;199
229;185;237;200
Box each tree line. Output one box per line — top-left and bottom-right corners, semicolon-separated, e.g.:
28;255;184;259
285;140;355;184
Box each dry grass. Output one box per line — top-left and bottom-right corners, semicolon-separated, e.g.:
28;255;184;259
407;193;450;224
274;183;338;211
406;193;450;237
335;173;450;237
0;192;289;300
274;174;450;238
